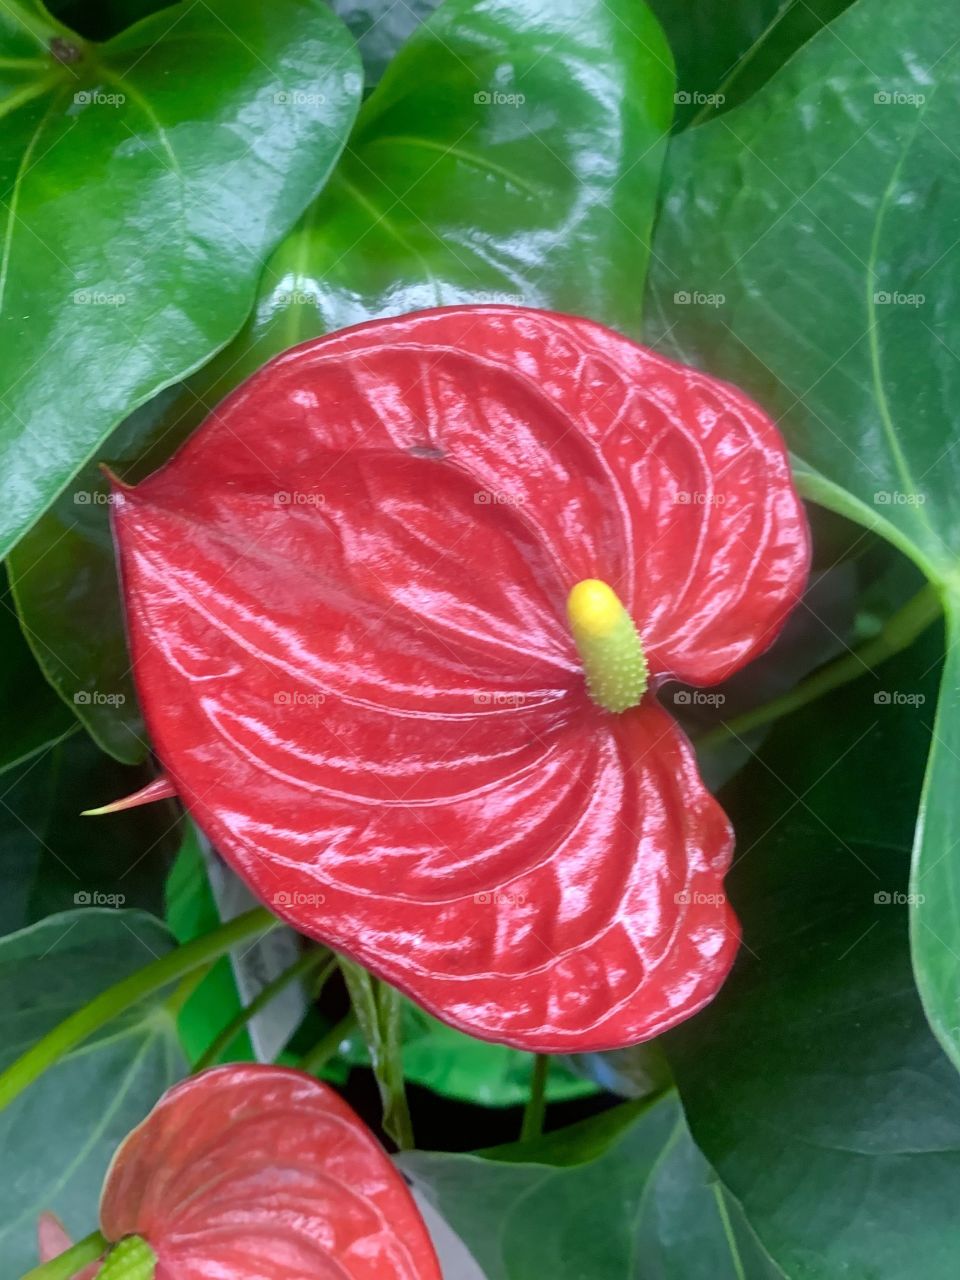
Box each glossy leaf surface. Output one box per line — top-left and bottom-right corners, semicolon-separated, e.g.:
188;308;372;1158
0;0;361;559
662;626;960;1278
646;0;960;1074
0;909;184;1275
112;305;808;1050
100;1065;441;1279
402;1093;781;1279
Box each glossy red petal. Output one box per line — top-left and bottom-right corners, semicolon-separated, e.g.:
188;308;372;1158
99;1066;441;1280
112;305;799;1048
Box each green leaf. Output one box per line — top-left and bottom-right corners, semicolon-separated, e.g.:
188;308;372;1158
0;732;180;937
339;957;412;1148
649;0;854;128
647;0;959;582
646;0;960;1077
401;1094;781;1279
661;624;960;1279
196;0;674;388
0;908;185;1274
335;1000;597;1107
0;568;73;775
0;0;361;560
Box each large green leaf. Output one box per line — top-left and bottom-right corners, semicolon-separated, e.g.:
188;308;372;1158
0;0;361;560
402;1094;781;1279
0;909;185;1273
662;625;960;1279
648;0;854;128
10;0;675;760
646;0;960;1076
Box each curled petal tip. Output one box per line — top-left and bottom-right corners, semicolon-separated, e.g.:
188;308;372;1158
82;775;177;817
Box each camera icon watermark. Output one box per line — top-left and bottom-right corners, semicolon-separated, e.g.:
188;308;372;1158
74;890;126;907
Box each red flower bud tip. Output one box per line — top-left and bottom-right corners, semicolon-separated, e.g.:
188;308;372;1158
567;578;648;712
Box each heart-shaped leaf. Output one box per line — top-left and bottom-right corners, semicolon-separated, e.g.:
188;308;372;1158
0;909;185;1275
402;1095;781;1279
662;626;960;1278
0;0;361;560
646;0;960;1074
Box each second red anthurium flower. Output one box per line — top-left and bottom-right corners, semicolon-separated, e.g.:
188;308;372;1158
110;306;809;1051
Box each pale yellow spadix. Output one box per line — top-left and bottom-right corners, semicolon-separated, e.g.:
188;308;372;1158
567;579;648;713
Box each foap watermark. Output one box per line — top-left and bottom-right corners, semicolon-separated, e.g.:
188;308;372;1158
874;89;925;107
873;290;925;307
674;290;725;308
274;691;326;707
673;690;726;708
274;287;322;307
474;490;525;507
474;890;527;906
274;491;326;507
874;890;925;905
74;890;126;907
273;90;326;107
74;89;125;107
674;491;726;506
474;89;525;107
674;90;725;108
874;690;926;707
873;490;927;506
474;692;529;707
74;489;125;506
273;890;326;908
74;690;126;707
474;290;526;305
674;889;726;906
73;289;126;307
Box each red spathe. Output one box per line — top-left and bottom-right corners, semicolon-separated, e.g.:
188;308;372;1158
111;306;809;1050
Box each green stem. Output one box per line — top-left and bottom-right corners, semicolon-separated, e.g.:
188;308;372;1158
20;1230;108;1280
194;949;334;1072
0;908;278;1112
520;1054;550;1141
697;582;942;752
297;1010;358;1075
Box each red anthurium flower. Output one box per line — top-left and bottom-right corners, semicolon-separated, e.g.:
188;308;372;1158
89;1066;440;1278
111;306;809;1051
